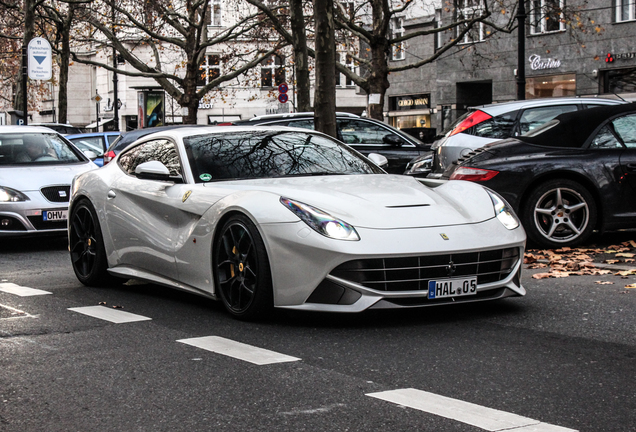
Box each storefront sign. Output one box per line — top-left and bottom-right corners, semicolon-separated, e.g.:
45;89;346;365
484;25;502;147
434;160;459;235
391;94;430;111
528;54;561;71
606;52;636;62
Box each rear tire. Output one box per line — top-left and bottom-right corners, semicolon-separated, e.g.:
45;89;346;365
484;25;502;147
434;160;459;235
522;179;597;249
69;199;113;286
213;214;273;320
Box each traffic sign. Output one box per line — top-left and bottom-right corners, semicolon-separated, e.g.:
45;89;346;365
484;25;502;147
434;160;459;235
278;83;289;94
27;37;52;80
278;93;289;103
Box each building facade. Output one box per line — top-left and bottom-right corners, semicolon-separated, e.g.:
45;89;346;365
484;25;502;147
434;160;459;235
387;0;636;139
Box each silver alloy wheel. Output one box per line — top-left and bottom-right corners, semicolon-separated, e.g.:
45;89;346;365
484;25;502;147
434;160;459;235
533;186;589;244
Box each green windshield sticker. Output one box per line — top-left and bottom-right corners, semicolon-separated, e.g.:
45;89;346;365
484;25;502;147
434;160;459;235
200;173;212;182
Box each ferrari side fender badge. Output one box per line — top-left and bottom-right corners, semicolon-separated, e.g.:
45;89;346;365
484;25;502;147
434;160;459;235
182;190;192;203
440;233;449;240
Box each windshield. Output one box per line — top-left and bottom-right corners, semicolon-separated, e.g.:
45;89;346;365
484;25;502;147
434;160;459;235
184;130;384;183
0;133;85;165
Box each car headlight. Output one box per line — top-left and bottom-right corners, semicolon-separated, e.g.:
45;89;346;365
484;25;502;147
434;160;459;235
487;190;519;230
0;187;30;202
404;155;433;175
280;197;360;241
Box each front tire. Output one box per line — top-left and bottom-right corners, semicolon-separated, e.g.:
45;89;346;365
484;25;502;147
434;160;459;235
69;199;112;286
213;214;273;320
522;179;597;249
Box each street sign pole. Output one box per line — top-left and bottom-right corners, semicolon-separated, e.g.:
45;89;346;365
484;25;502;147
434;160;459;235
22;44;28;125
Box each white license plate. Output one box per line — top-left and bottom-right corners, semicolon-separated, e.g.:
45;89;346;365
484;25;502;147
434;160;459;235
43;210;68;221
428;277;477;299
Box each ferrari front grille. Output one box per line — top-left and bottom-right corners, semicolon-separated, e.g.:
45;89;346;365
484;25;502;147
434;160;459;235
41;186;71;203
330;247;520;292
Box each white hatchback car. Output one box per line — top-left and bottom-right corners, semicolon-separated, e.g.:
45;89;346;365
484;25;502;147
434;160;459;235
0;126;97;236
406;97;625;177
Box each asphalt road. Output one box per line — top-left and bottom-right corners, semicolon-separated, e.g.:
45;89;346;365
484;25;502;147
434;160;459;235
1;235;634;432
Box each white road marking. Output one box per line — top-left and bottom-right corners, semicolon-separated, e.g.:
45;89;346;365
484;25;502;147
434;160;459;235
366;388;577;432
177;336;301;365
68;306;152;324
0;283;51;296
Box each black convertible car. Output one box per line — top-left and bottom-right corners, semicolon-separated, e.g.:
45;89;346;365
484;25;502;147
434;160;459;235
444;102;636;248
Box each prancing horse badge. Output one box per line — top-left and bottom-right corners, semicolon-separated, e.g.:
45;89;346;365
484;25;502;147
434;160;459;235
182;190;192;203
440;233;449;240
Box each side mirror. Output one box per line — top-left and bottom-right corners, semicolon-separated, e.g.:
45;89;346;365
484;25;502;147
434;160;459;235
83;150;98;161
135;160;179;182
383;134;404;146
367;153;388;168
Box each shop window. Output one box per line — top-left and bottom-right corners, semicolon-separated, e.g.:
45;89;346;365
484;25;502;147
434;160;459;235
261;55;286;88
197;55;221;87
391;18;405;61
601;68;636;94
456;0;485;44
530;0;565;34
615;0;636;22
525;73;576;99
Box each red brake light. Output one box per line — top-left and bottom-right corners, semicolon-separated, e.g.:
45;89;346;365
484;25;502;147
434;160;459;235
448;110;492;136
103;150;116;165
450;167;499;182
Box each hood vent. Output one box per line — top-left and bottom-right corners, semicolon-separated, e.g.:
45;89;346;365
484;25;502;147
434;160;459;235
385;204;430;209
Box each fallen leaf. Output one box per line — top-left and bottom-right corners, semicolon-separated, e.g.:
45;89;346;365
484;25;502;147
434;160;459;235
532;273;553;279
616;253;635;258
595;281;614;285
615;270;636;276
604;259;621;264
625;284;636;289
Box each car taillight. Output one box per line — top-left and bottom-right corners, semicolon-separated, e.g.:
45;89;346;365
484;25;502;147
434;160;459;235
448;110;492;136
450;167;499;182
103;150;116;165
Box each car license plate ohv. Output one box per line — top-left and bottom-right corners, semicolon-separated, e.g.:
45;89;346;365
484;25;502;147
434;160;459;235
428;277;477;299
43;210;68;221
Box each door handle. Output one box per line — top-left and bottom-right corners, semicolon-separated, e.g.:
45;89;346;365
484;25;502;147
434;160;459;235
107;190;116;199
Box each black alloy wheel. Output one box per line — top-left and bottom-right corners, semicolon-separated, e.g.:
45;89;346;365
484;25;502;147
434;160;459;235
522;179;597;249
214;214;273;320
69;199;112;286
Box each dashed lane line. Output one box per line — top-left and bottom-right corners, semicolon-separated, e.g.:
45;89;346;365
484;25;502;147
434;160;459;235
68;306;152;324
0;283;52;297
177;336;301;365
366;388;578;432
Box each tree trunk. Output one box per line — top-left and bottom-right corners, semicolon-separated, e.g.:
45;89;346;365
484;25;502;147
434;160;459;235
313;0;337;138
57;17;72;124
367;42;390;120
290;0;310;112
15;0;35;115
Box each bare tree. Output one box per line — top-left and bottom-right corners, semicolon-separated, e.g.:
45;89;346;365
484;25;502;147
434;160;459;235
73;0;289;124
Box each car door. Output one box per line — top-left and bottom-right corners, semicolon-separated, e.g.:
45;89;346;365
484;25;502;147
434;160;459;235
106;138;189;280
336;118;420;173
611;114;636;221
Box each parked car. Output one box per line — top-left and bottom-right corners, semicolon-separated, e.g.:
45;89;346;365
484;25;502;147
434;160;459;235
231;112;430;174
66;132;121;166
103;125;209;165
69;126;525;319
405;97;626;177
29;122;83;135
0;126;97;236
444;103;636;248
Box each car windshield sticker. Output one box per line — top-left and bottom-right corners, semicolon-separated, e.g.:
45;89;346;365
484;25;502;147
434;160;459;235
200;173;212;182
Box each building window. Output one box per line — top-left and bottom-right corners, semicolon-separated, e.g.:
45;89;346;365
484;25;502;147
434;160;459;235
261;55;285;88
602;68;636;93
525;73;576;99
530;0;565;34
456;0;484;44
391;18;405;61
198;55;221;87
210;0;222;26
616;0;636;22
336;54;356;87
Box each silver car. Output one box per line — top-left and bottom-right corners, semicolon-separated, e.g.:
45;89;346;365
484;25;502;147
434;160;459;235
406;97;625;177
0;126;97;236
